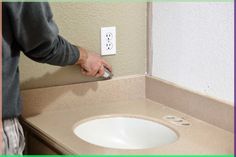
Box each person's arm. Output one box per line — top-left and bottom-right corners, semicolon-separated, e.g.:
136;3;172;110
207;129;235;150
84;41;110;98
6;2;112;77
6;2;79;66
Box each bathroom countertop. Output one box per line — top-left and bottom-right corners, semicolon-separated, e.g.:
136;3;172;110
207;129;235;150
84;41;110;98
23;98;234;155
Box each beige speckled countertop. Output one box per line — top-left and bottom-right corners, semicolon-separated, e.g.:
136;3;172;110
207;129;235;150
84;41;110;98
21;75;234;154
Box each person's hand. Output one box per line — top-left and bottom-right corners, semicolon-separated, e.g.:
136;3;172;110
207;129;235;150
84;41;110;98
76;47;112;78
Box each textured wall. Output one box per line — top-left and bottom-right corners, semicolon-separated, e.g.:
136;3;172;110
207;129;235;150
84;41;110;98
19;3;147;89
152;2;234;104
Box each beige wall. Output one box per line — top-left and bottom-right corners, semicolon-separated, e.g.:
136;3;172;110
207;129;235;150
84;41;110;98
19;2;147;89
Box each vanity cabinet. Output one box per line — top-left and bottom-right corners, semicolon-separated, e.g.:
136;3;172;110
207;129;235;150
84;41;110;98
21;120;62;155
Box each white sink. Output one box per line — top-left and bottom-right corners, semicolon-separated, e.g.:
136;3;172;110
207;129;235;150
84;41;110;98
73;117;178;150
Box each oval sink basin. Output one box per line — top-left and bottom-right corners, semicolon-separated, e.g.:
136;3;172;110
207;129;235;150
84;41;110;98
73;117;178;150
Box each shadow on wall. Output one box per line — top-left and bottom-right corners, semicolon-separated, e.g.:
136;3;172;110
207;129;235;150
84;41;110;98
20;65;103;90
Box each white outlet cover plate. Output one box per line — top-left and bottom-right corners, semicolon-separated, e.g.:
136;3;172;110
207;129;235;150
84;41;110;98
101;27;116;56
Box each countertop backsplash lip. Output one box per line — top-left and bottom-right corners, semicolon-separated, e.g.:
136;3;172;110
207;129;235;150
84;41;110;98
21;74;145;92
146;75;234;106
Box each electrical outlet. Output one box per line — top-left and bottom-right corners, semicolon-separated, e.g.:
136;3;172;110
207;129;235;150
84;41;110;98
101;27;116;56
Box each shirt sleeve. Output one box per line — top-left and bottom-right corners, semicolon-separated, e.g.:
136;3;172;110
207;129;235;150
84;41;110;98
6;2;80;66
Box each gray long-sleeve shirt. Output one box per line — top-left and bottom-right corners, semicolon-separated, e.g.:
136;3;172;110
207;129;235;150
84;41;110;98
3;2;80;119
